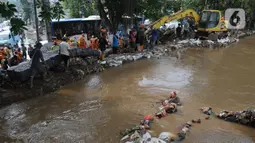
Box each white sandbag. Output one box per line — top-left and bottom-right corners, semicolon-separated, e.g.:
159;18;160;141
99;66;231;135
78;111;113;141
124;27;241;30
158;132;177;142
142;131;152;142
146;137;166;143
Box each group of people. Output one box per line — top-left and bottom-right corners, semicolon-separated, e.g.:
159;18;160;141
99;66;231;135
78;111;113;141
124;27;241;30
51;24;160;63
1;24;159;86
129;24;159;53
176;16;196;39
0;43;35;72
120;91;186;142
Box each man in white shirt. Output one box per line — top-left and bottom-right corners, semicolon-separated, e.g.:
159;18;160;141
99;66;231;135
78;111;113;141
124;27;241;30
59;37;70;69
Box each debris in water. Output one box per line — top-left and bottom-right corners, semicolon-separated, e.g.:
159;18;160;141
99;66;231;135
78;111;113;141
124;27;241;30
201;107;255;128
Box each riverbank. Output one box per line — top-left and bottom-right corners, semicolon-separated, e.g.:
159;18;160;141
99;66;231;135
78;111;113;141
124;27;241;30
1;31;254;108
0;57;104;107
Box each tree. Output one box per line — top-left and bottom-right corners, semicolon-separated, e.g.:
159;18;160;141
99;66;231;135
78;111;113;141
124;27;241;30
53;2;65;22
10;17;27;35
0;2;27;35
138;0;182;20
97;0;139;32
37;0;65;41
0;2;17;18
63;0;98;18
20;0;33;24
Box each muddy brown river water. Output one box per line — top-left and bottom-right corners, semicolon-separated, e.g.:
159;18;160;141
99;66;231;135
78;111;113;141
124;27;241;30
1;36;255;143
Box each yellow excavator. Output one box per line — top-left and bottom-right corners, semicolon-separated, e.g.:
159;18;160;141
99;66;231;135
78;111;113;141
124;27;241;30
149;9;228;39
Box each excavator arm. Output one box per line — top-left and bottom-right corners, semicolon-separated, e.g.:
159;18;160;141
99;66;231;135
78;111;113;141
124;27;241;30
151;9;200;29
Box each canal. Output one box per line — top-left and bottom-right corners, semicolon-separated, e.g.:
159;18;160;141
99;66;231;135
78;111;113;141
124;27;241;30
0;36;255;143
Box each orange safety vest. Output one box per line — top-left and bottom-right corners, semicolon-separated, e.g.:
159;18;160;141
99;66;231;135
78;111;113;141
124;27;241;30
78;36;87;48
119;38;123;48
17;52;22;62
90;38;97;50
0;52;4;61
95;39;99;50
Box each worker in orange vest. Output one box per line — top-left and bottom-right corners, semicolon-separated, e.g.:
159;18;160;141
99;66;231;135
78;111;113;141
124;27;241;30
95;38;99;50
16;49;23;62
118;36;123;49
78;33;87;48
90;35;98;50
0;48;4;62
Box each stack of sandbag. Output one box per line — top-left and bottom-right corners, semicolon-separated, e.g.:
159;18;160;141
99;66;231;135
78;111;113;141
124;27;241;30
176;38;239;48
69;48;100;58
104;53;144;67
7;48;100;82
120;129;167;143
7;50;61;81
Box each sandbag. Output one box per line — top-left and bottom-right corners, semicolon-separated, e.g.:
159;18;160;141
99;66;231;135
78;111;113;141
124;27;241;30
7;48;100;82
147;137;166;143
158;132;176;142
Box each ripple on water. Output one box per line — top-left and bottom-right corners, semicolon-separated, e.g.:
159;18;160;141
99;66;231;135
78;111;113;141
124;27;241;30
138;67;192;90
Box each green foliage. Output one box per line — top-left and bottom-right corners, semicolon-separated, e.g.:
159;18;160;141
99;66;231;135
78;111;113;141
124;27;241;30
20;0;32;24
10;17;28;35
96;0;126;32
0;2;27;34
53;2;65;22
38;1;65;23
38;1;53;23
0;2;17;18
63;0;98;18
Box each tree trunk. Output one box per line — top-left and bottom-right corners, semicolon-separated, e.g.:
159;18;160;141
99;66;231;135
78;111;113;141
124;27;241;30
42;0;52;42
96;0;113;31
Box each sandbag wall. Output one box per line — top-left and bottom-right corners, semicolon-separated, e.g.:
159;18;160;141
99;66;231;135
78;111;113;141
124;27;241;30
7;48;100;82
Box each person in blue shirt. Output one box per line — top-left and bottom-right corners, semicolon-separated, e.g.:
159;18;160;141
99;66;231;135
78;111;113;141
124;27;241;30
150;29;159;49
112;32;119;54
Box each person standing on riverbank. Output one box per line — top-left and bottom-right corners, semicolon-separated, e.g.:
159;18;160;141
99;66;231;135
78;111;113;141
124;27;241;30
59;37;70;69
129;29;136;52
78;33;87;48
112;32;119;54
150;28;159;50
176;24;182;39
137;24;145;52
30;42;47;88
90;35;98;50
99;34;108;60
21;44;27;60
28;44;34;58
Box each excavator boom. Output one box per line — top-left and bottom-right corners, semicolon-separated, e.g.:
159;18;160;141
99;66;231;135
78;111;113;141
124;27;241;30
151;9;200;29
